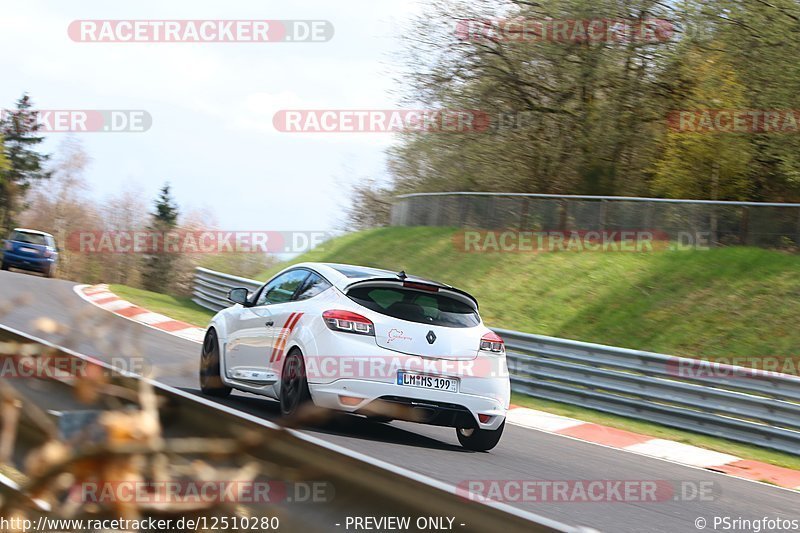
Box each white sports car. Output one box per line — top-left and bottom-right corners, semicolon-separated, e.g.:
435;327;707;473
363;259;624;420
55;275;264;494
199;262;510;451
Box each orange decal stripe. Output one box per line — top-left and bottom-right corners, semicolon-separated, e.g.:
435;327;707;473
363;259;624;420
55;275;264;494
270;313;296;362
273;312;304;363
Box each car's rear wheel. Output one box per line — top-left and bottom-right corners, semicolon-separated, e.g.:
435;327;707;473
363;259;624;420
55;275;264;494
456;420;505;451
280;348;312;417
199;329;231;397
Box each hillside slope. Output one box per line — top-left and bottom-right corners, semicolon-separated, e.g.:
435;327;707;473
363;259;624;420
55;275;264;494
257;227;799;361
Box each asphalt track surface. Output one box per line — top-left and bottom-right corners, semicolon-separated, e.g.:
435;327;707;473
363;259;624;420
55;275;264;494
0;270;797;532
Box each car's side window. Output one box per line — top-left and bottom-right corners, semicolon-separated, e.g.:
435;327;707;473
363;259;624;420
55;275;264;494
256;270;309;306
294;273;332;301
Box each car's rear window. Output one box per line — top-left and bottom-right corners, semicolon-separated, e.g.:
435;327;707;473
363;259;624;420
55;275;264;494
347;286;480;328
10;231;47;246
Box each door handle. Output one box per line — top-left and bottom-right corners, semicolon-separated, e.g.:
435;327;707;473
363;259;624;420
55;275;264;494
265;321;274;327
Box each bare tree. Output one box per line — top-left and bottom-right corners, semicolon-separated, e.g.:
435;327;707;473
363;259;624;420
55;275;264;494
345;179;393;230
100;186;149;286
20;138;99;281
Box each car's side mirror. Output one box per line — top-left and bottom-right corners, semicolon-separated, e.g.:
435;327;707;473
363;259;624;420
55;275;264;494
227;287;250;306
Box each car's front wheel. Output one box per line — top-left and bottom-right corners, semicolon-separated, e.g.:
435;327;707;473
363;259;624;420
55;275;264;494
1;262;9;271
280;348;312;417
199;329;231;398
456;420;505;451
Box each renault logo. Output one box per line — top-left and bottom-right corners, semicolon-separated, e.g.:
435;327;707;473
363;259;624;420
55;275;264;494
426;331;436;344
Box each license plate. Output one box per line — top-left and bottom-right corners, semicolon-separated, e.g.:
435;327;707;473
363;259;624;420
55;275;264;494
397;371;458;393
20;247;37;254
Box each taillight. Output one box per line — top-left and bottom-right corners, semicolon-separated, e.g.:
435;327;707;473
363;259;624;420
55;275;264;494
323;310;375;336
3;241;10;251
402;281;439;292
43;249;54;258
480;332;505;354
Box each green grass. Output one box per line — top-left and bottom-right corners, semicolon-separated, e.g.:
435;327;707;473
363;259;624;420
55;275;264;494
109;284;215;327
257;227;800;363
511;393;800;471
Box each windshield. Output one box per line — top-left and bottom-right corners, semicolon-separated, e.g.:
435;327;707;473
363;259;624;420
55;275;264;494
10;231;47;245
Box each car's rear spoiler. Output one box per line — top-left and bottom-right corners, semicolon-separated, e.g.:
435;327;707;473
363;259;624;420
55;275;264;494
342;277;479;310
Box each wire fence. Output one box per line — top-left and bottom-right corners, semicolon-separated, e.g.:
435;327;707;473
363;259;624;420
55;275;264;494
390;192;800;248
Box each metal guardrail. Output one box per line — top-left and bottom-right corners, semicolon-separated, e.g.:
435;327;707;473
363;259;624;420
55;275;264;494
193;267;800;454
499;329;800;455
0;324;577;533
193;266;262;312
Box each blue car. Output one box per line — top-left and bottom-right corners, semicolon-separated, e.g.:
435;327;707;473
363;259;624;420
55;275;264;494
1;228;59;278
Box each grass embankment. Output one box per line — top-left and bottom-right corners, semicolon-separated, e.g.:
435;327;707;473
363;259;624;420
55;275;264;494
111;227;800;470
109;284;214;326
257;227;800;362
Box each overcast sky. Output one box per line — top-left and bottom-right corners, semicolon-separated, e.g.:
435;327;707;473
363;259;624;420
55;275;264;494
0;0;427;231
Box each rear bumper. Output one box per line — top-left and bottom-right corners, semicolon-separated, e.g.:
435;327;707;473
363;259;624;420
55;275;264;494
298;321;510;430
2;252;54;272
358;396;483;428
310;378;508;430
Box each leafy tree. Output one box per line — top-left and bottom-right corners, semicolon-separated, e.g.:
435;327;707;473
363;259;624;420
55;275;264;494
141;184;180;293
710;0;800;201
379;0;800;208
653;48;752;201
0;94;51;232
389;0;674;198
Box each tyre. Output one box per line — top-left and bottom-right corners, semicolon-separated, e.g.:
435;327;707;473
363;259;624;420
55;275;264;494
1;262;9;271
280;348;312;417
456;420;505;451
199;329;231;398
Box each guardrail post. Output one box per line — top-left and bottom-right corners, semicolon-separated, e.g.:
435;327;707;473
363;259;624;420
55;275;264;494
558;199;568;231
710;203;719;247
600;199;608;232
643;201;654;232
741;206;750;245
519;197;530;230
796;206;800;246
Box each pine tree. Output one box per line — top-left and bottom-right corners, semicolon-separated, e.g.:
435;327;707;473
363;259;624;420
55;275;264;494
0;137;9;175
141;184;180;292
0;94;51;232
